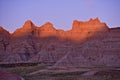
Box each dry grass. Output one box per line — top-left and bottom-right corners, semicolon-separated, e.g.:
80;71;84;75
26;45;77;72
1;65;120;80
2;64;47;76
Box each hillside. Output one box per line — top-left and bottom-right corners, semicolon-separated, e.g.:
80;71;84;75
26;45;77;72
0;18;120;68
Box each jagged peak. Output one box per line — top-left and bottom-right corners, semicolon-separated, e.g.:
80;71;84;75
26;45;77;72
89;18;94;22
94;17;100;22
73;17;101;24
22;20;36;29
0;26;4;30
95;17;99;20
72;20;80;31
40;22;56;31
88;17;101;23
0;26;8;32
73;20;79;23
12;20;37;37
24;20;33;25
44;22;53;26
71;18;109;32
0;26;10;36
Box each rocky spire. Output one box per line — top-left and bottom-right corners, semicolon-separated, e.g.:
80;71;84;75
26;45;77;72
71;20;80;31
40;22;56;31
0;26;6;32
88;17;100;23
94;17;100;22
12;20;37;37
0;26;10;37
71;17;109;32
22;20;36;30
38;22;57;37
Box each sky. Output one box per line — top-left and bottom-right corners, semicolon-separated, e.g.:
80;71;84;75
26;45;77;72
0;0;120;33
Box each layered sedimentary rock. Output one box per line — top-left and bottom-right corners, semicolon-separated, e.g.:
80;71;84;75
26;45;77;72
0;27;10;61
72;18;108;32
38;22;57;37
53;29;120;67
12;20;38;37
0;18;120;68
5;21;38;62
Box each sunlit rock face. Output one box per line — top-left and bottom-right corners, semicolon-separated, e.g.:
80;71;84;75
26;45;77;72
38;22;57;37
72;18;108;32
0;18;120;68
12;20;38;37
53;30;120;67
69;18;109;42
4;20;38;62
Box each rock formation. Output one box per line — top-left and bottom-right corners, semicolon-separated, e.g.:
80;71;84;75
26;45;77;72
72;18;108;32
0;18;120;68
12;20;38;37
0;27;10;61
38;22;57;37
53;29;120;67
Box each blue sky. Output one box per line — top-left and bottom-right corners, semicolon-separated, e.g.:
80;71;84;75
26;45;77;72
0;0;120;33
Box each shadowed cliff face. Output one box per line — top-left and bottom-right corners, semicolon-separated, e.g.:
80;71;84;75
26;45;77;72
0;18;120;68
0;27;10;61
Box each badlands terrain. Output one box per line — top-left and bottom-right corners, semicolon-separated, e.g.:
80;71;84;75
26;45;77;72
0;18;120;80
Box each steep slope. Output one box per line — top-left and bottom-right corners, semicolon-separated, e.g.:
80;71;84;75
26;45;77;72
38;22;57;37
28;18;110;64
72;18;108;32
12;20;38;37
0;27;10;61
53;29;120;67
4;20;38;62
69;18;109;42
0;18;119;68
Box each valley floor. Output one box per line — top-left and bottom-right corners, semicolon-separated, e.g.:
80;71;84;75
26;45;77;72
1;63;120;80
